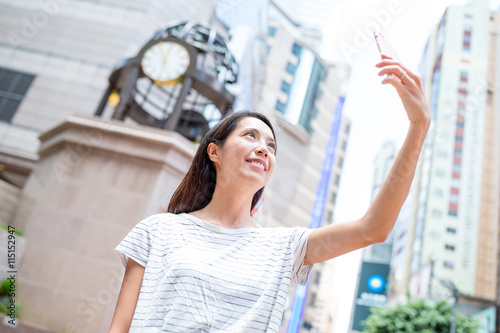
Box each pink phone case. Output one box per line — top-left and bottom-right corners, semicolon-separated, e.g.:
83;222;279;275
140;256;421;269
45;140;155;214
373;31;399;60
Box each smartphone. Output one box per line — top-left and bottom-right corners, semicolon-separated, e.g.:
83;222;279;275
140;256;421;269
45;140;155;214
373;31;399;60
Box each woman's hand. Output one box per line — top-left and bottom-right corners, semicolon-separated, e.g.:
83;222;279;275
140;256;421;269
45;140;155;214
376;54;431;127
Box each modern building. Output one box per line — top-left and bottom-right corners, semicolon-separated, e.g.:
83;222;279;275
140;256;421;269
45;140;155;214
0;1;351;332
383;2;499;323
348;140;397;332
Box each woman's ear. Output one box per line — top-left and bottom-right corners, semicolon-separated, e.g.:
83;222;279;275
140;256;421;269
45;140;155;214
207;143;220;164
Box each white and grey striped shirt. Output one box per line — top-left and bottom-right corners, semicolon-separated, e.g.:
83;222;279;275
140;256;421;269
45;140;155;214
115;213;313;332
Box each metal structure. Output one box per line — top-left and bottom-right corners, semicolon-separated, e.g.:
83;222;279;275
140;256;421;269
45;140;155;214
95;21;238;142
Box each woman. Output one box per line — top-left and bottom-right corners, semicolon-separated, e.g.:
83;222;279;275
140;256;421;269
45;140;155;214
109;55;430;332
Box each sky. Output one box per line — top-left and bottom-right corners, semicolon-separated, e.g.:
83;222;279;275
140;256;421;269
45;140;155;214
313;0;496;332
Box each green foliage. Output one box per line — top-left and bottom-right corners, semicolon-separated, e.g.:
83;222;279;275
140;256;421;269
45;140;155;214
362;299;479;333
0;279;13;296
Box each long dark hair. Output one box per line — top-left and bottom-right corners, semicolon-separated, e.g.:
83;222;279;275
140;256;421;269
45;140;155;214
167;111;277;214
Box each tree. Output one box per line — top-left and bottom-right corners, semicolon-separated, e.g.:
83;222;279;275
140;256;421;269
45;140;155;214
362;299;479;333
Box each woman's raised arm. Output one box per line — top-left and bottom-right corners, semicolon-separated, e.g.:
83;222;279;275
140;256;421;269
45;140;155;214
304;55;431;266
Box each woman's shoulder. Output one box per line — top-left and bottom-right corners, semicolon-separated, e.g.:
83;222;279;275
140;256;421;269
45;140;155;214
138;212;188;228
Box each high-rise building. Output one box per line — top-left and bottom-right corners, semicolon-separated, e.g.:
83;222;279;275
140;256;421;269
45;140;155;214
348;140;397;332
401;0;497;305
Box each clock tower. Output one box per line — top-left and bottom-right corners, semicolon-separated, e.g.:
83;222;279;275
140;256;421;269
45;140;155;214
95;21;238;142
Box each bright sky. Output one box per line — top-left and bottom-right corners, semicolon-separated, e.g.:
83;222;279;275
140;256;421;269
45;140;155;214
316;0;498;332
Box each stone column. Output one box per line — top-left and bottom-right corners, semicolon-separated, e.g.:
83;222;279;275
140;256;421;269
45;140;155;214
10;115;195;333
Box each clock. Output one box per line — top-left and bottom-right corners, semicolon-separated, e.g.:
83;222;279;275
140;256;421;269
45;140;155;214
140;40;192;85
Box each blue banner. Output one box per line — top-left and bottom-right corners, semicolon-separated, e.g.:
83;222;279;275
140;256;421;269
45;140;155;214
286;97;345;332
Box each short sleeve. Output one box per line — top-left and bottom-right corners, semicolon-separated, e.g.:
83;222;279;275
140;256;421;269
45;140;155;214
290;227;314;285
114;216;155;268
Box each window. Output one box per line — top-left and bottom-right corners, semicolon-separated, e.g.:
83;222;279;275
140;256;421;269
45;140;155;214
338;157;344;168
268;26;277;37
314;271;321;285
275;99;286;113
443;261;454;269
449;202;458;216
309;293;316;307
445;244;455;251
286;61;297;75
281;80;292;95
446;227;456;234
342;139;348;151
462;28;472;51
0;67;35;123
302;321;313;329
334;174;340;186
326;210;333;224
292;43;302;56
344;123;351;134
330;192;337;204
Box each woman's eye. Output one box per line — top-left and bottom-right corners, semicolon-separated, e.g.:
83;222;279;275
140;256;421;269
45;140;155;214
246;132;255;138
268;143;275;150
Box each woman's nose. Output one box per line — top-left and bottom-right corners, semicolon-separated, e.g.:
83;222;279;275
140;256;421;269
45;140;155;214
256;146;268;157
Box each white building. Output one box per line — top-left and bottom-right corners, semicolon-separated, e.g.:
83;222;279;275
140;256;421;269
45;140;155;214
409;0;494;300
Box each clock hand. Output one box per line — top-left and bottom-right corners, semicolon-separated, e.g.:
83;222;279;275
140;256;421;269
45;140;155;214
163;43;173;65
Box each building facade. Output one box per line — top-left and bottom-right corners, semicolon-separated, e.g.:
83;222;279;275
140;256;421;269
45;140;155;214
348;140;397;332
384;1;499;317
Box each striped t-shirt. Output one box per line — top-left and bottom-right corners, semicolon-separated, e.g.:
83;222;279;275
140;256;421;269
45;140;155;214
114;212;314;332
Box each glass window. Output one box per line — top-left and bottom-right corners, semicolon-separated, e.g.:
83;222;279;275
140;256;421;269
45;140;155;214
281;80;292;95
275;99;286;113
446;227;456;234
326;210;333;224
286;61;297;75
330;191;337;204
342;139;348;151
0;67;35;123
314;271;321;285
338;157;344;168
345;123;351;134
445;244;455;251
309;293;316;307
334;174;340;186
443;261;454;269
292;43;302;56
268;26;277;37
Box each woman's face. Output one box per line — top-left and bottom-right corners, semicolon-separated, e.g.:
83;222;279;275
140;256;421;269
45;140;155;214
208;117;276;190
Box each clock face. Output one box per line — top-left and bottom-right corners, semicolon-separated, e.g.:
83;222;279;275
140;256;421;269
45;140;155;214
141;41;191;85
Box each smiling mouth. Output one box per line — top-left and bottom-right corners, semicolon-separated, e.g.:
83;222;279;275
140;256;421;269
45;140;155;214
246;160;266;171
